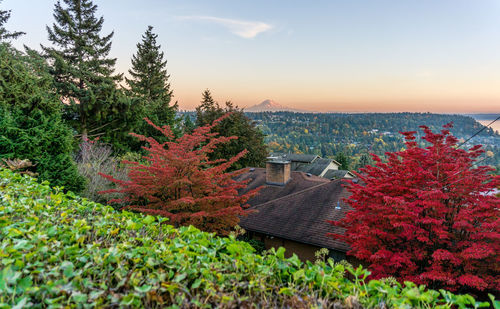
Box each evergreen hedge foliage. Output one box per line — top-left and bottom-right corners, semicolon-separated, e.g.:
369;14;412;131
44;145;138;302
0;44;84;192
0;169;496;308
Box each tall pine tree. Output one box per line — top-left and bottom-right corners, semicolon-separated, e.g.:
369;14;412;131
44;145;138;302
127;26;173;104
125;26;178;150
42;0;124;140
0;0;25;41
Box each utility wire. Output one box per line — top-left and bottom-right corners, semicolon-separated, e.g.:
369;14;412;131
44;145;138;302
374;119;500;193
441;156;494;190
359;115;499;188
437;151;492;186
435;115;500;185
457;115;500;148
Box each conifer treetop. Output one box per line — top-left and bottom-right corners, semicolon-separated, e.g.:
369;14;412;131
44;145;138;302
42;0;125;140
126;25;172;102
0;0;25;41
195;89;268;170
43;0;119;79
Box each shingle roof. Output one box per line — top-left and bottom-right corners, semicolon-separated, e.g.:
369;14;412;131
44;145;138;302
294;158;334;176
270;153;319;163
323;170;355;179
236;168;329;207
237;168;350;252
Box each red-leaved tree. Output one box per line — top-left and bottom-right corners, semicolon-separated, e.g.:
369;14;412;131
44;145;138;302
99;115;260;235
329;124;500;294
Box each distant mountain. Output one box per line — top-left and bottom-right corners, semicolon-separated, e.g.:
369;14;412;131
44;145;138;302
245;99;307;112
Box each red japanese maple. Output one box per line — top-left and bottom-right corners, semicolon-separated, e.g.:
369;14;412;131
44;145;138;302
329;124;499;294
100;115;260;235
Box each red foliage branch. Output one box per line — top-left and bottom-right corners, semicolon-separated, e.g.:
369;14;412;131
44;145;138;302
99;114;260;235
329;124;500;294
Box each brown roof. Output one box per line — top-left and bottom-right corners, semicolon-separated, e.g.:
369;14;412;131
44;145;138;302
270;153;319;163
237;168;351;252
323;169;356;179
294;158;335;176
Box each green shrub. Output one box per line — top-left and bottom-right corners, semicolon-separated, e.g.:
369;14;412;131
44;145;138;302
0;44;84;192
0;168;494;308
0;108;85;192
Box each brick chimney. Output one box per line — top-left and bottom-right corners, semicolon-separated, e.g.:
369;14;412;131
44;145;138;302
266;160;291;185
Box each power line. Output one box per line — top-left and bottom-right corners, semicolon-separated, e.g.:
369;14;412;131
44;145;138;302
436;151;493;187
398;118;499;189
457;115;500;148
441;156;495;190
357;116;499;195
436;115;500;186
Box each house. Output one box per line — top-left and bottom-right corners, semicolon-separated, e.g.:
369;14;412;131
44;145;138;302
268;153;319;170
323;169;356;180
269;153;342;178
237;160;353;262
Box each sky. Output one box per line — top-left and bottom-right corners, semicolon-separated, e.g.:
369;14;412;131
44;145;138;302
3;0;500;113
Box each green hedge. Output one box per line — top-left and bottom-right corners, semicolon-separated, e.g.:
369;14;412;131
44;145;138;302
0;44;85;193
0;169;496;308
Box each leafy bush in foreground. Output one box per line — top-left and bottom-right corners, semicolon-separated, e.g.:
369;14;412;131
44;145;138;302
330;125;500;295
0;169;495;308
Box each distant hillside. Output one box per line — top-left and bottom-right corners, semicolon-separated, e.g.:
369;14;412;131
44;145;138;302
245;99;307;112
246;112;500;170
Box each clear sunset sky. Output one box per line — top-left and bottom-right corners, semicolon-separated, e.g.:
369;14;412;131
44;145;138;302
4;0;500;113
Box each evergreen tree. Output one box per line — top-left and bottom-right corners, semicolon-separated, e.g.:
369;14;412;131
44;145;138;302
0;0;24;41
127;26;173;103
335;152;351;170
355;153;372;171
182;114;195;134
196;89;219;123
42;0;123;140
0;44;84;192
125;25;178;150
195;90;268;170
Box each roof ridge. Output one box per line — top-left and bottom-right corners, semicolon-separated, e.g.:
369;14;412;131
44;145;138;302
253;178;342;209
